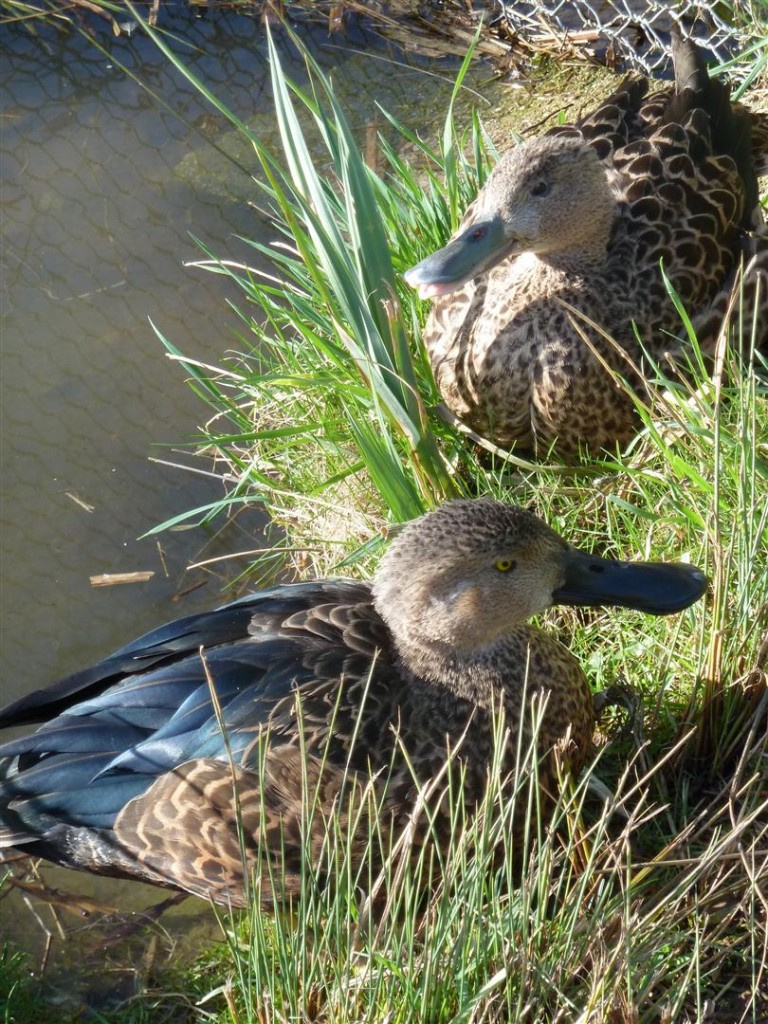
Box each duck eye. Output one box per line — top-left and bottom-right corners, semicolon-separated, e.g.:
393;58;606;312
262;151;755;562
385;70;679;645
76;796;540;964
494;558;517;572
531;180;550;197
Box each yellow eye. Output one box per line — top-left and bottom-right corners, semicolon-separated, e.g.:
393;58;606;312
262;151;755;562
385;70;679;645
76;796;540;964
494;558;517;572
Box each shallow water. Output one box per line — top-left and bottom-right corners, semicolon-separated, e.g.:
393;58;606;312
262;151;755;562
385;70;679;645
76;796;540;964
0;7;470;1006
1;13;272;703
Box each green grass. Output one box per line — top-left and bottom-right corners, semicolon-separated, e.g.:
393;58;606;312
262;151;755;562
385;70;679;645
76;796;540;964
0;942;50;1024
5;17;767;1024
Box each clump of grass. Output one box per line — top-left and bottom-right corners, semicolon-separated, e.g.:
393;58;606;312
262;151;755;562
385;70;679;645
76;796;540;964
149;28;501;568
194;653;765;1024
0;937;52;1024
143;21;768;1022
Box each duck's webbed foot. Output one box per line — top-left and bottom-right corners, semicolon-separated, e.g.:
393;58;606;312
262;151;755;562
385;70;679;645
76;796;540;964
593;681;643;744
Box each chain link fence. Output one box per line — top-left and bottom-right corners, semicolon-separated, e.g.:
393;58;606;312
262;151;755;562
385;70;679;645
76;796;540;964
494;0;761;77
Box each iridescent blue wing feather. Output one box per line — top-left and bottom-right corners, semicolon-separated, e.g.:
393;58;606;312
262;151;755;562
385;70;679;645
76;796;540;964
0;580;379;846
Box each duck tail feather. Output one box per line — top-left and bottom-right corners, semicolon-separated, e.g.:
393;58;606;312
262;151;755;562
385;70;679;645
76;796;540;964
667;28;758;227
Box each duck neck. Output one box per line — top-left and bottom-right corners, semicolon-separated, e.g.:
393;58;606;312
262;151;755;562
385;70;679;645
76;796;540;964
392;630;531;707
542;215;615;275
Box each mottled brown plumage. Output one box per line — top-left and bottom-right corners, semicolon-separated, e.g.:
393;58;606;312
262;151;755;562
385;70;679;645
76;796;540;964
0;500;707;906
406;31;768;454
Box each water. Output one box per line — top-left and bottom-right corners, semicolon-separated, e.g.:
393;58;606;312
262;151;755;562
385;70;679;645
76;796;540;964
0;7;467;1007
1;13;275;702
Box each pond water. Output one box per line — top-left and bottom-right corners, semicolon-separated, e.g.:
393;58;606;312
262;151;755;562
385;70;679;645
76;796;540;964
0;6;476;1009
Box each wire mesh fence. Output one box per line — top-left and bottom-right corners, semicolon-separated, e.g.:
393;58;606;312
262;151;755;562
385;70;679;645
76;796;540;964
494;0;762;77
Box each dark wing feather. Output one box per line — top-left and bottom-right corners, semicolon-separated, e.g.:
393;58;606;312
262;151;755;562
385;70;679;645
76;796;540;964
0;580;372;727
0;605;257;728
666;27;757;224
0;579;384;849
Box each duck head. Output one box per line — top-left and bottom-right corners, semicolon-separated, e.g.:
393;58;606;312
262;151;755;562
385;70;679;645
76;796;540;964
373;500;707;658
405;137;616;300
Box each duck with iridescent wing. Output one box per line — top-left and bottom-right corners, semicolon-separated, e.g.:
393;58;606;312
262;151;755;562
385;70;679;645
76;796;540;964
406;30;768;455
0;500;707;907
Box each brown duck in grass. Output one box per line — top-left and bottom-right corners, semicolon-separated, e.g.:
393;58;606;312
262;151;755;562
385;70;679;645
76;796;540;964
406;31;768;455
0;500;707;907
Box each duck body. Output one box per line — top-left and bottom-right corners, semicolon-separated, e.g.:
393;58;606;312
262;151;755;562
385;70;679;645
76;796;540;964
0;501;707;906
407;33;768;453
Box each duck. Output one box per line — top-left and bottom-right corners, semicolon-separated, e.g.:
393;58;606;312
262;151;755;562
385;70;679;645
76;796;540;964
0;499;707;907
405;30;768;455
